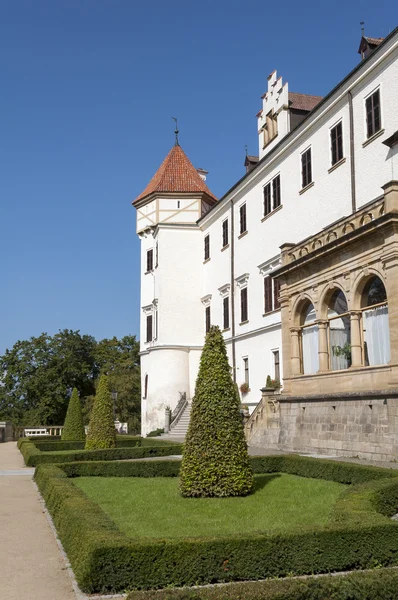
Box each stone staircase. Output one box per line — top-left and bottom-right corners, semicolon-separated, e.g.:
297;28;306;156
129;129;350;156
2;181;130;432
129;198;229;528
161;402;191;442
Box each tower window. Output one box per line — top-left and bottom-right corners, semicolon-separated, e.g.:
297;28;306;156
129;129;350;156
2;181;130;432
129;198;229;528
272;175;281;210
243;357;249;386
146;315;153;343
330;122;343;165
263;183;271;216
204;234;210;261
365;89;381;138
264;276;281;314
146;249;153;272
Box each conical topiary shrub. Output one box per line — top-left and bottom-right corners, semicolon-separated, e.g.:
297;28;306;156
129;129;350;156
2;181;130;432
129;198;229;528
85;375;116;450
180;326;254;497
62;388;86;441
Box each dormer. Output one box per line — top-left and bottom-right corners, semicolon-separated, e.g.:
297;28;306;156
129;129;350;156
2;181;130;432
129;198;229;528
133;144;217;234
257;71;322;160
358;35;384;60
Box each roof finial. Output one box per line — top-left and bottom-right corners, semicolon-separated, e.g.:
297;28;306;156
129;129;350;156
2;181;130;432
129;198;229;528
360;21;365;37
245;144;248;157
171;117;179;146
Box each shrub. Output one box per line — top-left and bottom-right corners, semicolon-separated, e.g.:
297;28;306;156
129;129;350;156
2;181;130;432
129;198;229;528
85;375;116;450
124;568;398;599
180;326;253;497
19;439;183;467
34;456;398;594
62;388;86;441
147;428;164;437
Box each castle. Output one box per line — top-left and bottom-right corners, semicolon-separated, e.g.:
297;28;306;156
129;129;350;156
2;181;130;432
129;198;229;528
134;29;398;460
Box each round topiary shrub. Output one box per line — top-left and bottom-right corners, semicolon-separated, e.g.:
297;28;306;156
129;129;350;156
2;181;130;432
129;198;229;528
85;375;116;450
180;325;254;497
62;387;86;441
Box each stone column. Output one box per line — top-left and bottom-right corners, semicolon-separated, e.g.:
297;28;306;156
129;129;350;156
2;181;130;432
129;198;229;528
350;311;363;368
317;320;329;371
290;327;301;376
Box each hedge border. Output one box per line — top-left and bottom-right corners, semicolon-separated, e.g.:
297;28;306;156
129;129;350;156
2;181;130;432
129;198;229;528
34;454;398;593
18;438;183;467
126;567;398;600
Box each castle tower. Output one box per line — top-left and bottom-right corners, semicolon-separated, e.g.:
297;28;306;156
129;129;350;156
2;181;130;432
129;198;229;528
133;142;217;436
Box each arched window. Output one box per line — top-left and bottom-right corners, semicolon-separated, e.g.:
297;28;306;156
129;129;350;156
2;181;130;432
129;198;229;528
328;289;351;370
361;276;390;366
300;302;319;374
143;374;148;399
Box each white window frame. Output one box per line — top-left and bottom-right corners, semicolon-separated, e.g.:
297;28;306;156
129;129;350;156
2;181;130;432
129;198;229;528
363;84;383;140
329;118;344;167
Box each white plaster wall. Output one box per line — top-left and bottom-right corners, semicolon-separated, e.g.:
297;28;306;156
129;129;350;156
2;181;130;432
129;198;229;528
352;44;398;208
157;195;202;224
140;349;190;436
136;198;157;233
257;71;290;159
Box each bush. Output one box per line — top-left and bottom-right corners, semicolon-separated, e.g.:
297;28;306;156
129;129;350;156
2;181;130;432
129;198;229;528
147;428;164;437
62;388;86;441
180;326;253;497
19;439;183;467
34;454;398;593
124;568;398;599
86;375;116;450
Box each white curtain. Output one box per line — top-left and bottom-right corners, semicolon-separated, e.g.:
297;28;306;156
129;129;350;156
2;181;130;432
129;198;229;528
330;324;349;370
302;325;319;374
363;305;390;366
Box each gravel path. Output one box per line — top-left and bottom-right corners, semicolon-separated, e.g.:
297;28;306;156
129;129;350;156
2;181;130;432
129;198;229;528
0;442;76;600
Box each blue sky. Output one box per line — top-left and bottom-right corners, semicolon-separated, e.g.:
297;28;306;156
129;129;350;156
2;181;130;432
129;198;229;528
0;1;396;354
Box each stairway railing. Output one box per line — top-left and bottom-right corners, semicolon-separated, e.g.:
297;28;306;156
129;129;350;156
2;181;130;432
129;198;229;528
170;392;188;430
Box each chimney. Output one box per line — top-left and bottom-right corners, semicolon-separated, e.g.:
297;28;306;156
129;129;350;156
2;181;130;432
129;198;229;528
196;168;208;182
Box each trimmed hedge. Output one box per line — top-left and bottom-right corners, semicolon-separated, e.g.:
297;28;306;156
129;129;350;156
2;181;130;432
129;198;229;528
86;375;116;450
19;439;183;467
34;454;398;593
62;388;86;441
125;568;398;599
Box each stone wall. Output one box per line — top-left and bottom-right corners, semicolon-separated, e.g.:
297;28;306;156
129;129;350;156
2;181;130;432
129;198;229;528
247;390;398;461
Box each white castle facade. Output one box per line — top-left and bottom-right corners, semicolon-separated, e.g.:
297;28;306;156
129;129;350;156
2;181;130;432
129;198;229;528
134;30;398;457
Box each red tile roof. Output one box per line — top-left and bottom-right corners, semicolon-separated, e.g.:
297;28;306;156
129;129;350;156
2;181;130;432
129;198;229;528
288;92;323;112
133;144;217;205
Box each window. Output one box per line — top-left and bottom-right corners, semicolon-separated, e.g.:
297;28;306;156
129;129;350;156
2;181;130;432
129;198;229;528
146;249;153;272
146;315;153;343
240;287;248;322
263;183;271;216
204;234;210;260
301;148;312;188
300;302;319;375
205;306;211;334
264;276;273;313
264;276;281;313
330;122;343;166
155;242;158;268
262;110;278;147
222;219;229;248
143;374;148;399
272;175;281;210
243;357;249;386
328;289;351;371
239;204;247;235
361;276;390;366
365;89;381;138
223;296;230;330
273;350;280;382
243;357;249;385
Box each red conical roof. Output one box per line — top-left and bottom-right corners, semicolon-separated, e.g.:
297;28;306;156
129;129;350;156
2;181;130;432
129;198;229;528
133;144;217;205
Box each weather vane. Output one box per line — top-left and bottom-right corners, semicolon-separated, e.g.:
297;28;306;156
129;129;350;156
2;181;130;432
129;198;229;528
171;117;179;146
360;21;365;36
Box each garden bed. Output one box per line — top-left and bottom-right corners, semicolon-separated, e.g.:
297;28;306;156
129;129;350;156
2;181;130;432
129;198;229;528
18;436;183;466
35;454;398;593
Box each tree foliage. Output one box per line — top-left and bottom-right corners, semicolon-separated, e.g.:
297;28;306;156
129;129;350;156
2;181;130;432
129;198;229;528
85;375;116;450
180;326;253;497
62;388;86;441
0;330;140;429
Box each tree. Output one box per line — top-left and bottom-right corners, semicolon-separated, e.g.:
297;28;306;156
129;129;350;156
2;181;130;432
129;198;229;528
0;331;141;430
180;326;254;497
85;375;116;450
62;388;86;441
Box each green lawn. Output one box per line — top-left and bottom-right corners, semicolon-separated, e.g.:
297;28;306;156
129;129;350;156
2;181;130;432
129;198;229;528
73;474;346;539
